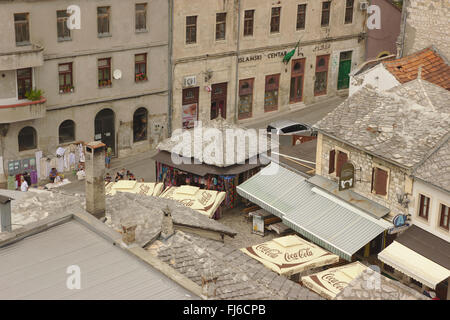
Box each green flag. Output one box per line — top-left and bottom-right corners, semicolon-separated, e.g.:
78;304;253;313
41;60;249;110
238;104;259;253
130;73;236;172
283;40;300;64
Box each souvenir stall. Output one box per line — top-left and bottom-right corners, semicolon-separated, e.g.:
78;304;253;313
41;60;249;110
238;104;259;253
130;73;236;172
153;118;273;217
153;151;261;215
5;141;87;190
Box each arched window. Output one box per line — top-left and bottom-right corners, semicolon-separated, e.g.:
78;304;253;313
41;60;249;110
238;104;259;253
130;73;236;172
133;107;148;142
59;120;75;144
18;126;37;151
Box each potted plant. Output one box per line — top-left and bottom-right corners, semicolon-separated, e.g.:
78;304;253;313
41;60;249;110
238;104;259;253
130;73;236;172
25;89;44;101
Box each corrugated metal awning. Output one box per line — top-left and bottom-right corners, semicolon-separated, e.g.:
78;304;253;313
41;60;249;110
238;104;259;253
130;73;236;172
237;163;392;261
378;241;450;289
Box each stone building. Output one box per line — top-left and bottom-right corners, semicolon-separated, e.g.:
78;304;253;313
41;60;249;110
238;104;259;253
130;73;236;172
0;0;169;186
398;0;450;58
170;0;368;132
314;78;450;256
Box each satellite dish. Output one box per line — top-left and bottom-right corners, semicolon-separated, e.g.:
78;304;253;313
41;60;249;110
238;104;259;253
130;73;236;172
113;69;122;80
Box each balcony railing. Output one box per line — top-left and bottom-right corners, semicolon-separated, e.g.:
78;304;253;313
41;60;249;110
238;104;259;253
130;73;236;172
0;98;46;123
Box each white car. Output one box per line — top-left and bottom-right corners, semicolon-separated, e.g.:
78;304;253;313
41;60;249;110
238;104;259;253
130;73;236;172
267;120;316;136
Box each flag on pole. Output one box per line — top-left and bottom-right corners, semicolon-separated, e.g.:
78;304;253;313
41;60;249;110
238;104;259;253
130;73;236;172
283;40;301;65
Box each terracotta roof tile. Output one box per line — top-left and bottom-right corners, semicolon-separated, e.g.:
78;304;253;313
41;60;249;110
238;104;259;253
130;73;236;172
383;47;450;90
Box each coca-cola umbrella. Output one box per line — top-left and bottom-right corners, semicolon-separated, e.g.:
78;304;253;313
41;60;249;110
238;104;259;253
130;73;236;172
240;235;339;277
301;261;368;300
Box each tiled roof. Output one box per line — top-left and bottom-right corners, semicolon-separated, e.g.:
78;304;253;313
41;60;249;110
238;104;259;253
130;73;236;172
383;47;450;90
314;82;450;168
147;231;322;300
413;135;450;192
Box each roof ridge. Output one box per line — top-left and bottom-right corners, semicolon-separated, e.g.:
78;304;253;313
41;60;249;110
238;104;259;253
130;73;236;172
412;132;450;173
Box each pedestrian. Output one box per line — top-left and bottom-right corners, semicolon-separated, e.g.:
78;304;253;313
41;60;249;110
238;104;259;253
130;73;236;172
105;146;112;169
20;176;29;192
49;168;58;183
105;172;112;183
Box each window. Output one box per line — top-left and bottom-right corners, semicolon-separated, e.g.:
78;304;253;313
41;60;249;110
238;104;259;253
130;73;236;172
371;167;389;196
133;108;148;142
281;124;308;134
314;55;330;96
244;10;254;37
18;126;37;151
135;3;147;31
57;10;71;41
59;120;75;144
135;53;147;82
417;194;430;220
264;74;280;112
14;13;30;45
17;68;32;99
238;78;254;119
321;1;331;27
290;59;305;103
216;13;226;40
97;6;110;36
186;16;197;44
270;7;281;33
345;0;354;24
296;4;307;30
58;63;73;93
440;204;449;230
98;58;111;87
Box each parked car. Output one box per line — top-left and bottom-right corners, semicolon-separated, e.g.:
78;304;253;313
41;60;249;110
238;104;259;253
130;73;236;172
267;120;317;136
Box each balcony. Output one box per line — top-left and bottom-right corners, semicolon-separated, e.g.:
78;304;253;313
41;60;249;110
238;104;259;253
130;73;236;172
0;98;46;123
0;44;44;71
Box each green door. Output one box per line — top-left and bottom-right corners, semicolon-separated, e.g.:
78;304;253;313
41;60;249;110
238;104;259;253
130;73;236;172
337;59;351;90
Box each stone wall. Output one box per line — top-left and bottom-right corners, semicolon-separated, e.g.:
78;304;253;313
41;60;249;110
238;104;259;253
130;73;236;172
319;134;411;218
401;0;450;58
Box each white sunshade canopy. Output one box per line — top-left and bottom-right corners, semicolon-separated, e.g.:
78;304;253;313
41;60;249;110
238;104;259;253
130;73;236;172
378;241;450;289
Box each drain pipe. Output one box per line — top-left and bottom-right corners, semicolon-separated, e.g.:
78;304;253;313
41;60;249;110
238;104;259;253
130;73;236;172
167;0;174;136
233;0;241;124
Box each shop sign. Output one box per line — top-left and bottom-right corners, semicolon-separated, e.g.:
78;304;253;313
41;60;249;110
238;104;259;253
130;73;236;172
388;214;411;234
238;54;262;63
182;103;198;129
338;162;355;191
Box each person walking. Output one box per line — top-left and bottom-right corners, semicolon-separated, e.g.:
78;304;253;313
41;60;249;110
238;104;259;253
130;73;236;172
105;146;112;169
20;176;29;192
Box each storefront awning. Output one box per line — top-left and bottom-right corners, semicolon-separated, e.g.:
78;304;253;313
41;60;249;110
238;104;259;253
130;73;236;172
378;241;450;289
236;163;392;261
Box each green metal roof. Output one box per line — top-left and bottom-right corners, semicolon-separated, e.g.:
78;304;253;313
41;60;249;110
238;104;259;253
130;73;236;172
237;163;392;261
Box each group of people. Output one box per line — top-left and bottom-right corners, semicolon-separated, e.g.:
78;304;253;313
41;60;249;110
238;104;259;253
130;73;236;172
105;168;142;183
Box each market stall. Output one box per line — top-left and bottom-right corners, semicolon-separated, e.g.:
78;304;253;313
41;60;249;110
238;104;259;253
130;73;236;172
240;235;340;278
153;118;273;212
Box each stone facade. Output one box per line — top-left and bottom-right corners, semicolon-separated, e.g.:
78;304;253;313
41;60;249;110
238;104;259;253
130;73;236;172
0;0;169;185
171;0;367;132
317;133;411;218
399;0;450;58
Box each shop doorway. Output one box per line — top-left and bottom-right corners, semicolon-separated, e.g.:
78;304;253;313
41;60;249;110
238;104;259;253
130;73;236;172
95;108;115;155
211;82;227;119
337;51;352;90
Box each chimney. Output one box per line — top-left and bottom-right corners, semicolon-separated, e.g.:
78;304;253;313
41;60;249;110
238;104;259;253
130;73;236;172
0;195;13;232
201;272;218;298
121;221;137;245
85;141;106;219
160;205;174;240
